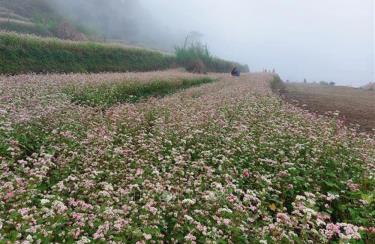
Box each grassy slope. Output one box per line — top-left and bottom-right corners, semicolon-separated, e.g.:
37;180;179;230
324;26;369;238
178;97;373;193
0;32;249;75
0;32;175;74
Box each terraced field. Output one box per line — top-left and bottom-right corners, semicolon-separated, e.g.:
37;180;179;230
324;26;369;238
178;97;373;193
0;71;374;242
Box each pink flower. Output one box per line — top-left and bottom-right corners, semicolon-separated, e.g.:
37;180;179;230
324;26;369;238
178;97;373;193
325;223;341;239
223;219;231;226
4;192;14;202
346;180;360;191
184;233;197;242
143;233;152;240
73;228;81;239
250;205;258;212
136;168;144;176
227;195;237;203
276;213;291;225
243;169;250;178
18;208;29;217
146;205;158;215
72;213;83;221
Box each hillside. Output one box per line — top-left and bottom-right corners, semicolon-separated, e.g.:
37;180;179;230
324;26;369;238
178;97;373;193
0;0;180;49
0;0;88;40
0;0;53;36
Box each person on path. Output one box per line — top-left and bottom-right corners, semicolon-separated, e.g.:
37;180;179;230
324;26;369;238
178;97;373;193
231;66;240;77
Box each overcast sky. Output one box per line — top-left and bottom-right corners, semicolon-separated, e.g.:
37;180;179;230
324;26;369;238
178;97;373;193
141;0;374;86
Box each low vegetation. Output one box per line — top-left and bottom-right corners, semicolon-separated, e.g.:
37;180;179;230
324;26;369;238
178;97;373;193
64;77;215;107
0;71;374;242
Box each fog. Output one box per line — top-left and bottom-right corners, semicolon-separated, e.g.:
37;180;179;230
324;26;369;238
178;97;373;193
140;0;374;86
51;0;374;86
49;0;182;50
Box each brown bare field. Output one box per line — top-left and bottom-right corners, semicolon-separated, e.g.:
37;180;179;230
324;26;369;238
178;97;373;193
283;83;375;132
363;82;375;91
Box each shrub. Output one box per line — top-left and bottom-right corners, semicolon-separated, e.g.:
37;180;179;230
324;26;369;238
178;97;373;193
270;75;286;94
175;41;249;73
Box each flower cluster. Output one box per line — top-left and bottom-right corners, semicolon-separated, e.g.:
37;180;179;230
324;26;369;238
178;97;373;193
0;70;374;242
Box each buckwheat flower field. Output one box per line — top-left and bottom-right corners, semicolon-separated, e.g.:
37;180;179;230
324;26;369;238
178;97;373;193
0;71;374;243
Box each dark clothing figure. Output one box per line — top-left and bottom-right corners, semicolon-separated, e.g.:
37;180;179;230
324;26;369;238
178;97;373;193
231;67;240;77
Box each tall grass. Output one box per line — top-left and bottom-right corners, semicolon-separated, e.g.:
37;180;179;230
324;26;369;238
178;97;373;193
175;41;249;73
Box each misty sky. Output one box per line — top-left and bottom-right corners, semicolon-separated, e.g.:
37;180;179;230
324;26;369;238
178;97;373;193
141;0;374;86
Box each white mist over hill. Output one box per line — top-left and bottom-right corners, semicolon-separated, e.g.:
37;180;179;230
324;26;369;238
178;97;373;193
140;0;374;86
45;0;374;86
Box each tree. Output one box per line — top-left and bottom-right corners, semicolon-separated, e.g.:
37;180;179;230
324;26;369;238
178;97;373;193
183;31;204;48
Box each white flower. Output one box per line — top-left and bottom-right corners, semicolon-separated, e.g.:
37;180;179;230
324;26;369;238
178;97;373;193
162;192;173;202
26;235;33;241
182;198;196;205
77;236;91;244
98;191;111;198
218;208;233;214
41;199;50;205
184;215;194;223
52;200;68;214
203;191;216;201
296;195;306;201
327;193;339;202
101;182;114;191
